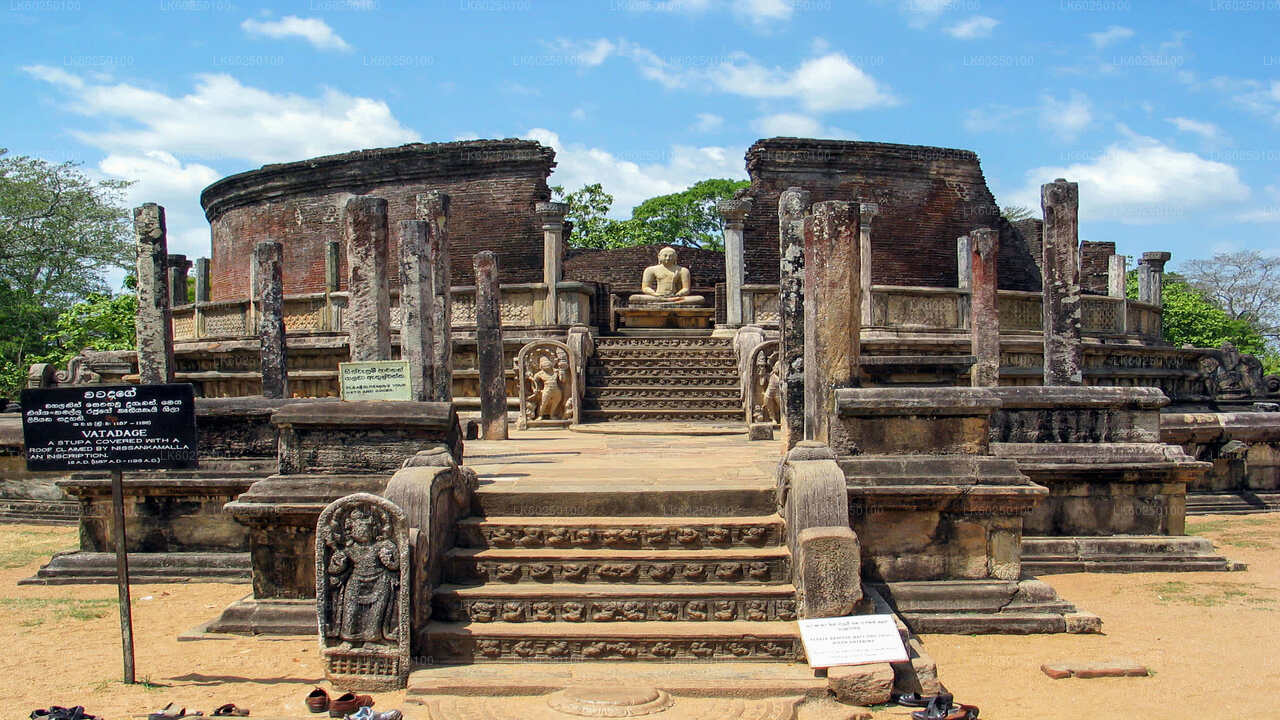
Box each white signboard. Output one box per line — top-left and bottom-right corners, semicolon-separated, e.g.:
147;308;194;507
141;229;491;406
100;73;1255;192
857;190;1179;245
797;614;909;668
339;360;413;401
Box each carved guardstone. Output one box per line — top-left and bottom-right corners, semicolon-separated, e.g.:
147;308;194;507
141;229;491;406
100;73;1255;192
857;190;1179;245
317;492;410;691
517;340;578;429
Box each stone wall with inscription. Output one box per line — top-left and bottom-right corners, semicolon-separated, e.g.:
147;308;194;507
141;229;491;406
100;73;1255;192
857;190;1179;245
201;140;556;300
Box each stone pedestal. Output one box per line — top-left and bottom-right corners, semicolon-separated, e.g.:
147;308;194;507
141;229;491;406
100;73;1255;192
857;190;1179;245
1138;251;1171;306
616;307;715;329
274;400;462;475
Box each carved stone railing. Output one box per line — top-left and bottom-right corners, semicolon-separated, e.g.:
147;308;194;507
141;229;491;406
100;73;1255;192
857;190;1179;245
170;282;596;342
738;284;1161;340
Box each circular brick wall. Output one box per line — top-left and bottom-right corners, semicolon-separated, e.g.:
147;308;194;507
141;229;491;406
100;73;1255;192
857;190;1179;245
200;140;556;301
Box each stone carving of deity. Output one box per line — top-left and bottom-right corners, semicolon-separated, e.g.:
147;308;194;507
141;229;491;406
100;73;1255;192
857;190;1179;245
628;247;706;306
529;355;568;421
324;504;400;647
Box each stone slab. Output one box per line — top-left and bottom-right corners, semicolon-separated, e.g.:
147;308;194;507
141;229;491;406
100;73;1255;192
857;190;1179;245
1041;661;1149;679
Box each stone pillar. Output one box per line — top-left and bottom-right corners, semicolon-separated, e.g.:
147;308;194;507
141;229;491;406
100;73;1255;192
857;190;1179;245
858;201;878;326
167;253;192;305
969;228;1001;388
537;201;568;326
1040;179;1083;386
802;201;860;444
1108;254;1128;298
718;197;751;326
474;251;508;440
253;241;288;399
418;192;452;401
956;235;973;290
133;203;174;385
1138;251;1171;306
778;187;812;450
194;257;211;303
398;220;435;402
325;241;342;293
344;197;392;362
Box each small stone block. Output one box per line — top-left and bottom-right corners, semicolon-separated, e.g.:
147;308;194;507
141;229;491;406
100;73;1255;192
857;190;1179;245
749;423;775;441
1064;611;1102;634
828;663;894;706
1042;661;1149;679
465;419;480;440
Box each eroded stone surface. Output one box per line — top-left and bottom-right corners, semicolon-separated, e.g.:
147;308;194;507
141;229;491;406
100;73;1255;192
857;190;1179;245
1040;179;1082;386
827;663;894;706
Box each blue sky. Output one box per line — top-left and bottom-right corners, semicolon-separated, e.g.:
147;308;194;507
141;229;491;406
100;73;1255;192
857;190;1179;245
3;0;1278;272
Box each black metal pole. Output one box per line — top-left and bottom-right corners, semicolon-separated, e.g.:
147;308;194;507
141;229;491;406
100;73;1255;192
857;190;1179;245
110;469;135;684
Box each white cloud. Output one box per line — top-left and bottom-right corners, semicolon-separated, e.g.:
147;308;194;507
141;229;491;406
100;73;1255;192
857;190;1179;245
241;15;351;52
21;65;84;89
25;67;419;165
614;0;793;27
894;0;955;27
945;15;998;40
570;106;588;120
1039;91;1093;141
1088;25;1133;49
962;104;1030;134
753;113;821;137
1236;185;1280;223
571;38;616;67
1167;116;1228;145
95;151;222;257
733;0;794;24
523;127;744;215
693;112;724;132
1007;131;1250;224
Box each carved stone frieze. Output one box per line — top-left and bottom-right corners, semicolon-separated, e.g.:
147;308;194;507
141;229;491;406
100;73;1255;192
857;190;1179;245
452;558;783;584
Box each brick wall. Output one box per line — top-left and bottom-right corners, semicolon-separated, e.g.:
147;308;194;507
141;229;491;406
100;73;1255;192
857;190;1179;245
202;141;555;301
1080;241;1116;295
740;138;1043;292
563;244;725;293
1012;218;1044;275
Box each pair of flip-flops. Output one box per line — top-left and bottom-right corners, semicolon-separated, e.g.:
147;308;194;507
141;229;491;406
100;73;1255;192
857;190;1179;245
893;692;980;720
149;703;249;719
30;708;98;720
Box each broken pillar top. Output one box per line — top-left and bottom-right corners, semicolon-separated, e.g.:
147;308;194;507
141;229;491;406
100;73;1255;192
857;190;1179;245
415;190;450;220
1139;251;1172;270
535;200;569;225
717;197;753;224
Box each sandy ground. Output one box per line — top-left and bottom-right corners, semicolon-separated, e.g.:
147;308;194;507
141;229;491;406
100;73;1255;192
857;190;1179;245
1;514;1276;720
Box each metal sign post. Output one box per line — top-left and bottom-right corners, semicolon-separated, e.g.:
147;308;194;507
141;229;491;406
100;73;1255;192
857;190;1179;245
110;468;136;683
20;383;198;686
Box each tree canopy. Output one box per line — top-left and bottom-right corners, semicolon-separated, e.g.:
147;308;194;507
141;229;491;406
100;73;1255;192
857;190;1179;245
552;178;749;251
0;149;134;398
1180;250;1280;345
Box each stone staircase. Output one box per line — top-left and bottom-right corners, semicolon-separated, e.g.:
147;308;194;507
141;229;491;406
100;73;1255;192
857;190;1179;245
582;336;743;423
425;491;803;663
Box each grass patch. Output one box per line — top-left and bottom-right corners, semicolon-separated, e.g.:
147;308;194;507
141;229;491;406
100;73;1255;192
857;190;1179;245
1145;580;1276;609
1186;519;1230;535
0;525;78;569
0;596;116;622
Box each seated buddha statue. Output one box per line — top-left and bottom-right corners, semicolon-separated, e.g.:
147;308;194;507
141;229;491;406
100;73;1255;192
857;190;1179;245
627;247;707;306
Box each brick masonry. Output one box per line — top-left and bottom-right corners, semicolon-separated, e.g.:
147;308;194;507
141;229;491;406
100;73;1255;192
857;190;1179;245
201;140;556;301
740;138;1043;292
1080;241;1116;295
563;244;726;294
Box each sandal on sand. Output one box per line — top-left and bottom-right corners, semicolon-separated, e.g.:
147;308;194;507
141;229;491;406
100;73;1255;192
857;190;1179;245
211;705;249;717
149;704;203;720
893;692;934;707
910;693;980;720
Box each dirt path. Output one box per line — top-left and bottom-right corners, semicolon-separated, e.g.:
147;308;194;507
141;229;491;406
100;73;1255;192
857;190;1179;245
2;515;1276;719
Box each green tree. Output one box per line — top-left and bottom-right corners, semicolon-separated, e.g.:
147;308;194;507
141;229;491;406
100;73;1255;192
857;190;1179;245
0;149;134;397
1129;271;1279;373
550;183;616;249
1000;204;1035;222
554;178;750;250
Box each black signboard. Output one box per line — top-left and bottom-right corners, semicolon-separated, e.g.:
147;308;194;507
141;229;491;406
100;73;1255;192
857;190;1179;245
20;384;199;472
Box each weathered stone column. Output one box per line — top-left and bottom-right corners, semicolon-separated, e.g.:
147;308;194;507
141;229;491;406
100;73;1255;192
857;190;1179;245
344;197;392;362
474;251;508;440
1108;254;1128;298
167;254;192;305
718;197;751;326
398;220;435;402
133;203;175;385
1138;251;1171;306
325;241;342;293
418;192;452;401
969;228;1001;387
956;235;973;290
537;201;568;326
802;201;860;444
1040;179;1082;386
253;241;288;399
778;187;812;450
194;257;211;303
858;201;878;326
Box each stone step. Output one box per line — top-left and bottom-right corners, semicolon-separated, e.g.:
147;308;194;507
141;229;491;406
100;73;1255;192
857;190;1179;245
20;551;251;585
581;409;746;423
592;354;737;365
1187;491;1280;515
586;386;742;401
1022;557;1239;574
457;515;784;550
432;583;799;624
444;546;789;585
586;374;739;388
0;499;79;525
425;620;802;663
583;398;743;411
594;337;733;349
475;482;775;518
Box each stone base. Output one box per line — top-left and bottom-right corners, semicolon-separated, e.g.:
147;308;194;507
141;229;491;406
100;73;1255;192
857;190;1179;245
20;550;249;585
617;308;714;330
324;645;407;692
1187;491;1280;515
748;423;775;441
0;498;78;525
194;595;318;636
1021;536;1242;574
869;578;1101;635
